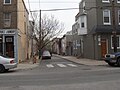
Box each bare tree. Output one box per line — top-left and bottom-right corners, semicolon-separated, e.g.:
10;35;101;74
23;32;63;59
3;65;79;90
34;14;64;55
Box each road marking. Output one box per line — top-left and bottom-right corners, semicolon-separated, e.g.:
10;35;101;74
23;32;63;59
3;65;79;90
46;64;54;68
57;64;67;67
67;64;77;67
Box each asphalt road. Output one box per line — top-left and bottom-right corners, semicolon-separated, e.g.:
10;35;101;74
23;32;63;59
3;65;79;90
0;56;120;90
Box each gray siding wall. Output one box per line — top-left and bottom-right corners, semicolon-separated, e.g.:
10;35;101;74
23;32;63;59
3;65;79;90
96;0;120;25
83;35;95;59
79;0;98;59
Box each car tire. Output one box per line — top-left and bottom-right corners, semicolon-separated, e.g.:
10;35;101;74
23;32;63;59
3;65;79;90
5;69;9;72
117;58;120;66
108;63;115;66
0;64;5;73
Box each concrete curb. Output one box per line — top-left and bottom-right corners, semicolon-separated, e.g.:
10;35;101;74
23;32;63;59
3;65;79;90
54;54;107;66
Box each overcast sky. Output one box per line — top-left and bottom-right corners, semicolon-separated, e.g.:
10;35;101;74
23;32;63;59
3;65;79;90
25;0;81;37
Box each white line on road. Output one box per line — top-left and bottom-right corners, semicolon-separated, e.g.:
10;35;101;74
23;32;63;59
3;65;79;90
57;64;67;67
46;64;54;68
67;64;77;67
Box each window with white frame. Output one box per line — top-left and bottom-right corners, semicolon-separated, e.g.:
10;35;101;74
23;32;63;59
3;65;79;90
102;0;110;3
118;10;120;25
80;17;85;28
117;0;120;3
4;0;11;4
111;36;120;49
103;10;111;25
4;13;11;27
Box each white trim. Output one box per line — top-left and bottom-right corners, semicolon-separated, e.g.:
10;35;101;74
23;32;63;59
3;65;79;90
4;0;11;4
103;10;111;25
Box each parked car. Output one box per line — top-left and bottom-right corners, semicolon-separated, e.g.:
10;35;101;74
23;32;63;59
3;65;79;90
42;50;51;59
0;55;17;73
104;52;120;66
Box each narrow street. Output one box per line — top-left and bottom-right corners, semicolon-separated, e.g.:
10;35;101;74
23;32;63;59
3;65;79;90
0;56;120;90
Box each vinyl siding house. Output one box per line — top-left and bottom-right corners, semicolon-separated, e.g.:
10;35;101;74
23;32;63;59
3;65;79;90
77;0;120;59
0;0;29;62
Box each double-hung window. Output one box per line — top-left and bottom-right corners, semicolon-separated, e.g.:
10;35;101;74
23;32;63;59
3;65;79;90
4;13;11;27
4;0;11;4
111;36;120;49
103;10;111;25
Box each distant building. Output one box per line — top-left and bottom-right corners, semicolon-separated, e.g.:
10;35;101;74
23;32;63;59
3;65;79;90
0;0;29;62
52;38;60;54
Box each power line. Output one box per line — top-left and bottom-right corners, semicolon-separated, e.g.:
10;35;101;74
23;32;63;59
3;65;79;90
24;2;79;3
30;8;79;12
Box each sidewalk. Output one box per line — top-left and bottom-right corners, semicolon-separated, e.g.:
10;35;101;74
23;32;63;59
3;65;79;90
14;61;39;71
54;54;107;66
16;63;39;70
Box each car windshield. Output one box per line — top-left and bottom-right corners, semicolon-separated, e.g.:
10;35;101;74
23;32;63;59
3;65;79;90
43;51;50;55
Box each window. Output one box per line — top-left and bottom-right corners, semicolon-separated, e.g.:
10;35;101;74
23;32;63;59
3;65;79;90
118;0;120;3
103;10;111;25
102;0;110;3
111;36;120;49
118;10;120;25
80;16;85;28
4;13;11;27
6;37;13;42
4;0;11;4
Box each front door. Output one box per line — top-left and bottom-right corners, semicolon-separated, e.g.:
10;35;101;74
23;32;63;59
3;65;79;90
101;39;107;58
5;36;14;58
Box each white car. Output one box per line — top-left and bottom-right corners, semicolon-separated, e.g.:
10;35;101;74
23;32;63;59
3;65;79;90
0;55;17;73
42;50;51;59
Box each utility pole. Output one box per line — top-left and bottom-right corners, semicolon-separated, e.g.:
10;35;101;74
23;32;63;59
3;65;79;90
31;21;34;58
112;0;117;52
39;9;42;58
